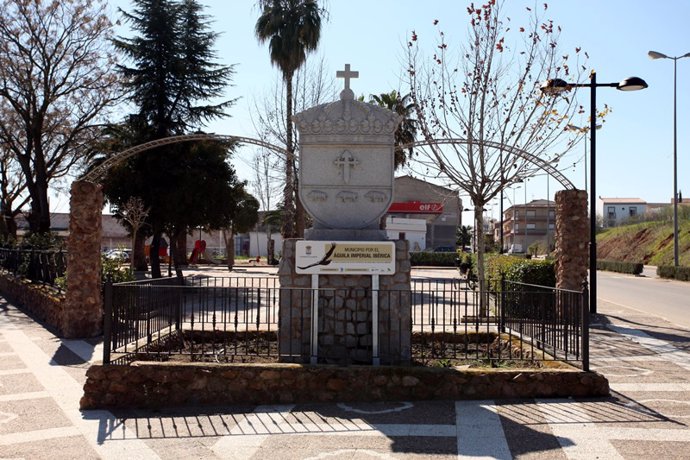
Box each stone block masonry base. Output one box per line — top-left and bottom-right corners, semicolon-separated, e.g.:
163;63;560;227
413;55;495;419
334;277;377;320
80;362;609;410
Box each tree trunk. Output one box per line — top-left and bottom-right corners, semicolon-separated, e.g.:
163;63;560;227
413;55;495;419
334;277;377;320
282;72;296;238
175;232;188;266
150;231;162;278
223;228;235;271
474;205;488;317
295;175;305;237
133;230;148;271
170;229;184;279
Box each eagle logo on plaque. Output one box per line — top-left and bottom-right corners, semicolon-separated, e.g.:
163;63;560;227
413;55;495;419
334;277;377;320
293;65;402;235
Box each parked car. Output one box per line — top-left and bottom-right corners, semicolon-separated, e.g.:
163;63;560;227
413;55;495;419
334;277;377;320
433;246;456;253
104;249;130;262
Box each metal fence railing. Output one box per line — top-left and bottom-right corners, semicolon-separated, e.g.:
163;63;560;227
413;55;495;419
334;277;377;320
0;248;67;291
103;276;589;370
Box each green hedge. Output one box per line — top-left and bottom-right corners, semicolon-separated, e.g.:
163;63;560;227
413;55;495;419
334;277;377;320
657;265;690;281
597;259;643;275
485;255;555;289
409;251;458;267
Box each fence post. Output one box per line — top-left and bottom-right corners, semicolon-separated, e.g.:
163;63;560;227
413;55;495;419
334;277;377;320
581;281;590;372
103;278;113;365
499;276;506;333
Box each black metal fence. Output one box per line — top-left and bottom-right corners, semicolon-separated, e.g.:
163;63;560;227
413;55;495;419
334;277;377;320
0;248;67;290
103;276;589;370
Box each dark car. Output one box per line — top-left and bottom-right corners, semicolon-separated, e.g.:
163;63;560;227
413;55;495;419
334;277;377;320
433;246;456;253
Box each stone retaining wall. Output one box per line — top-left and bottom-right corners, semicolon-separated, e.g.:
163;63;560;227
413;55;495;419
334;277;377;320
80;362;609;410
0;273;65;335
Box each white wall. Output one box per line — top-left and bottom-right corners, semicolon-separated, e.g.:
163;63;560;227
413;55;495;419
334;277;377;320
385;217;427;251
247;232;284;258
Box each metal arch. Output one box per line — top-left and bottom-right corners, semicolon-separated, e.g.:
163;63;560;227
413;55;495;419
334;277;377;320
82;133;286;183
407;137;575;190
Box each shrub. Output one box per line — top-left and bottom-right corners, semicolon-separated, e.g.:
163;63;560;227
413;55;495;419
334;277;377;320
410;251;458;267
597;259;643;275
485;255;555;289
101;255;134;284
657;265;690;281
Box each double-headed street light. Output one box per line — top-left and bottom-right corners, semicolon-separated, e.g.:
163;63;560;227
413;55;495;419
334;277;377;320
648;50;690;268
541;72;648;315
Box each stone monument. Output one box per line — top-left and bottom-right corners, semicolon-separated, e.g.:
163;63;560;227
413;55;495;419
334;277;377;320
278;64;412;365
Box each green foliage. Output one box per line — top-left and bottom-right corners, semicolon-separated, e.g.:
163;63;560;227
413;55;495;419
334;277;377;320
410;251;458;267
255;0;323;78
369;91;417;168
101;255;135;284
457;252;474;274
485;255;555;289
597;259;643;275
114;0;234;136
657;265;690;281
456;225;472;249
18;232;65;250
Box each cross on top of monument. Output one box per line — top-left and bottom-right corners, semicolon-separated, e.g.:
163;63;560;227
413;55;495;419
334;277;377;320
336;63;358;100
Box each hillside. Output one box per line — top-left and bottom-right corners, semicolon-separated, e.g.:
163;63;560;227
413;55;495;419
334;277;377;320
597;220;690;267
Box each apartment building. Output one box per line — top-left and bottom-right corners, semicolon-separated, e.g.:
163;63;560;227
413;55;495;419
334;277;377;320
502;199;556;253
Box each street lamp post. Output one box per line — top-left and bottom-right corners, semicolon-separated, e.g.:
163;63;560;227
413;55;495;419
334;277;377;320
541;72;647;314
512;185;521;251
649;50;690;268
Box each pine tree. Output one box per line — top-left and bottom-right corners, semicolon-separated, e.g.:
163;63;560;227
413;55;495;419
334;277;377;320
109;0;238;277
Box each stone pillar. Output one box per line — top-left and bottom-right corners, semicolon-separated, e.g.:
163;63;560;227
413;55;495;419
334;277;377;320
554;189;589;291
63;180;104;338
278;239;411;365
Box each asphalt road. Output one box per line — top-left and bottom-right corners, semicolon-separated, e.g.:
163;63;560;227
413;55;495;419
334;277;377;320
597;267;690;330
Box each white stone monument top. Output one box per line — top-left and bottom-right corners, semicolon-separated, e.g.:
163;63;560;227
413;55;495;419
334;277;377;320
293;64;402;239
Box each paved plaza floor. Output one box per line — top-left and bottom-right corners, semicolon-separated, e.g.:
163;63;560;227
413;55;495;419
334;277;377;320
2;269;690;458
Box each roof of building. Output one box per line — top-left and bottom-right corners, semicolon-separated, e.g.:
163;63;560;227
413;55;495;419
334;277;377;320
599;197;646;204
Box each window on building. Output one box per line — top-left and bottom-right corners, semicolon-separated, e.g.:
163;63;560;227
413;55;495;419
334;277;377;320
526;223;536;229
548;223;555;230
548;210;555;218
526;210;536;218
629;206;637;217
514;223;520;231
607;206;616;218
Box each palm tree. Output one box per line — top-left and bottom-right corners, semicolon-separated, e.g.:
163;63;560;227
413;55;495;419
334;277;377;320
369;91;417;169
255;0;323;238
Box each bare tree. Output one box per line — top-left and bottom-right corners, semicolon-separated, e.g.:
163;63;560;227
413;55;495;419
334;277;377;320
118;197;150;272
407;1;586;301
249;144;282;262
0;144;28;239
0;0;120;234
250;56;337;236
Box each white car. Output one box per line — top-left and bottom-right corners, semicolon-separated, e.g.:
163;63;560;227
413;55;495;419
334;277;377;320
104;250;130;262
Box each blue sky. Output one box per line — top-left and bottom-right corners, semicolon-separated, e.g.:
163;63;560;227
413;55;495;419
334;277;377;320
69;0;690;220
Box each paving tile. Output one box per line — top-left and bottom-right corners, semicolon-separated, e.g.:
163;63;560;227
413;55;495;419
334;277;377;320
0;372;43;395
0;397;72;434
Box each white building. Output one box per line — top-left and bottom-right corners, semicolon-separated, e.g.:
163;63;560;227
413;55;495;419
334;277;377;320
597;197;646;227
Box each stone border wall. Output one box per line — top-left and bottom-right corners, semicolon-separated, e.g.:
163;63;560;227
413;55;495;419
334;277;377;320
80;362;609;410
0;273;65;335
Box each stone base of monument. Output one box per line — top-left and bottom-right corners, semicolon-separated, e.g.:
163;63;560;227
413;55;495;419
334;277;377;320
278;239;411;365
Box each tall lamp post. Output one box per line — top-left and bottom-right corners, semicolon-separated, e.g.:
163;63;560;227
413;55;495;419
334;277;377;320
649;50;690;268
541;72;647;314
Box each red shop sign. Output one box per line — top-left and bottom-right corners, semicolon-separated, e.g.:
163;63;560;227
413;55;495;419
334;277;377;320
388;201;444;214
